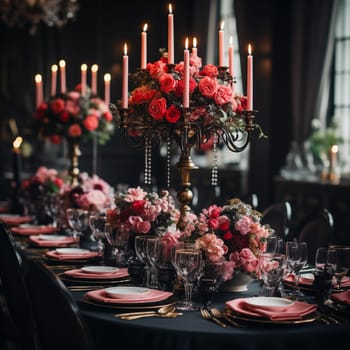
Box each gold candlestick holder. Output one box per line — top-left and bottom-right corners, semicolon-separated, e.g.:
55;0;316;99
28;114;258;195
69;140;81;186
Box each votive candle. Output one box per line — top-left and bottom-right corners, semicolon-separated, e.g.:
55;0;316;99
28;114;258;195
59;59;66;93
183;38;190;108
141;23;148;69
168;3;174;64
91;64;98;95
122;43;129;109
51;64;57;97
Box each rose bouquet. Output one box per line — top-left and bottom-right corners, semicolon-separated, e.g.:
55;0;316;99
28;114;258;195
34;85;115;145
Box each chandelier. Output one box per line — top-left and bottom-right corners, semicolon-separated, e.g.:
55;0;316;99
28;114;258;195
0;0;79;34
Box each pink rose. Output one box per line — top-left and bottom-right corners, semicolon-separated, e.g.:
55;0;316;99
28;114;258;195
200;64;218;78
159;73;177;94
50;98;65;114
190;55;202;69
198;76;217;98
103;111;113;121
148;97;167;120
234;216;252;235
214;85;233;105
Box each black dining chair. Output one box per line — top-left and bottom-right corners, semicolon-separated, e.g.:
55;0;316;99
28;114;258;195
0;220;41;350
241;193;259;209
23;258;94;350
296;208;334;264
261;200;293;240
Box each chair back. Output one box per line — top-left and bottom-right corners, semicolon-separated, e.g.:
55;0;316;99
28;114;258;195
23;259;94;350
261;201;293;239
297;208;334;264
0;221;41;350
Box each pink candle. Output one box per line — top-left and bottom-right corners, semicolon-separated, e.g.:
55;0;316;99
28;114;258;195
81;64;87;97
228;36;234;77
59;59;66;93
192;37;197;57
141;23;148;69
168;4;174;64
218;21;224;67
104;73;111;105
50;64;57;97
122;43;129;109
247;44;253;110
91;64;98;95
183;38;190;108
35;74;43;107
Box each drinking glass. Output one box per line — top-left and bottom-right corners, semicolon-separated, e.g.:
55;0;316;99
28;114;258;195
104;223;129;267
329;245;350;291
146;236;162;289
173;246;202;311
88;213;107;255
66;208;89;242
286;241;308;300
261;253;286;297
260;235;278;295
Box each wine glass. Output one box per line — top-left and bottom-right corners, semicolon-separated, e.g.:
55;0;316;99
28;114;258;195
66;208;89;243
286;241;308;300
329;245;350;291
88;213;107;255
104;223;129;267
146;236;162;289
173;246;202;311
260;235;278;295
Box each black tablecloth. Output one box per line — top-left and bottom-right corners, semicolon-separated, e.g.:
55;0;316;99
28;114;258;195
71;282;350;350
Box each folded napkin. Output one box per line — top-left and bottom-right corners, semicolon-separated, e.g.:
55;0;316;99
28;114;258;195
86;288;173;304
12;225;59;236
226;298;317;321
46;250;100;260
284;273;350;288
0;215;33;226
29;235;77;247
331;291;350;305
63;267;129;280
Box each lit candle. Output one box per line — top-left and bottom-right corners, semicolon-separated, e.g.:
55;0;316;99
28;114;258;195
59;59;66;93
104;73;111;106
228;36;234;77
247;44;253;110
330;144;339;172
81;64;87;96
51;64;58;97
192;37;197;57
183;37;190;108
141;23;148;69
91;64;98;95
34;74;43;107
218;21;224;67
168;3;174;64
122;43;129;109
12;136;23;187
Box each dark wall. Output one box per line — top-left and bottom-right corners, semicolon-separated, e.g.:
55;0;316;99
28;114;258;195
0;0;294;209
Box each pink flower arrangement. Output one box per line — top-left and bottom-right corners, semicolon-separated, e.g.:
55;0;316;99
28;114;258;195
160;198;273;281
106;186;180;237
60;172;115;213
34;85;115;145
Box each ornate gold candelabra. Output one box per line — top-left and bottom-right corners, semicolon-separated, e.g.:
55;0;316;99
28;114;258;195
69;140;81;186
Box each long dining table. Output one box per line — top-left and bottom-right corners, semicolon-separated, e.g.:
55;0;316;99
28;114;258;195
13;230;350;350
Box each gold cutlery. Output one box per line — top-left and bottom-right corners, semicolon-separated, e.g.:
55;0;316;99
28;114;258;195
209;307;244;327
200;307;227;328
120;312;182;320
113;305;175;319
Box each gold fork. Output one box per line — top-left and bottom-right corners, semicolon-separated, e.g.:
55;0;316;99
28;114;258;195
209;307;244;327
200;307;227;328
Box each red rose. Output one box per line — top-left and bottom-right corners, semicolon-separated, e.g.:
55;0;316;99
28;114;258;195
175;77;197;98
103;111;113;122
53;177;64;187
68;124;82;137
208;218;219;229
148;97;166;120
130;87;147;104
219;221;230;231
165;105;181;123
223;231;233;240
214;85;233;105
199;76;217;98
50;98;65;114
131;200;146;214
34;103;48;120
59;111;69;122
159;73;177;94
50;135;62;144
83;115;99;131
200;64;218;78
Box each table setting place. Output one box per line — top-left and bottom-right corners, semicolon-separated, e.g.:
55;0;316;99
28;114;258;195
44;247;101;264
0;213;33;227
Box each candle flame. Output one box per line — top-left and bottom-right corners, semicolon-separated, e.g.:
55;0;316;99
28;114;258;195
59;59;66;68
143;23;148;32
220;21;224;30
248;44;252;55
81;64;87;72
169;3;172;14
229;36;233;45
51;64;58;72
34;74;42;83
12;136;23;149
91;64;98;72
185;37;188;50
331;145;339;153
104;73;111;82
123;43;128;55
193;37;197;48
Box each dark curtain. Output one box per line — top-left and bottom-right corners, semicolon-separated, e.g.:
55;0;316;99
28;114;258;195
290;0;338;144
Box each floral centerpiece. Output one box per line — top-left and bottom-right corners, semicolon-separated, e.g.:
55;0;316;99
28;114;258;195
161;198;272;282
34;85;115;145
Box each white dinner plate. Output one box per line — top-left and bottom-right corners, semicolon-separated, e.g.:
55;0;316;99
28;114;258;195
55;248;90;255
104;286;151;299
244;297;295;309
0;214;20;218
81;266;119;274
19;224;45;228
38;234;67;241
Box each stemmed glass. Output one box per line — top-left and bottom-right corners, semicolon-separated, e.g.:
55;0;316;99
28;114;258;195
172;245;203;311
146;236;162;289
329;245;350;291
88;213;107;255
66;208;89;243
286;241;308;300
104;223;129;267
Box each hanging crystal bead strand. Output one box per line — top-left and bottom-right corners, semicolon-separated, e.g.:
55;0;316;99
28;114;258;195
211;134;218;186
166;136;171;188
144;136;152;185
